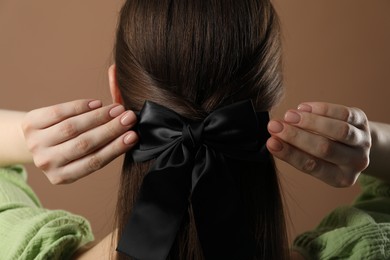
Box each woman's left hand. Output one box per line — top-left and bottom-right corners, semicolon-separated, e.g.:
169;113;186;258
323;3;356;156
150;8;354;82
266;102;371;187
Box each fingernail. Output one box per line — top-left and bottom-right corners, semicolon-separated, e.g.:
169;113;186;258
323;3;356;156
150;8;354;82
297;104;312;112
268;138;283;152
124;132;137;145
109;105;125;118
121;111;135;126
284;111;301;124
268;121;284;133
88;100;102;109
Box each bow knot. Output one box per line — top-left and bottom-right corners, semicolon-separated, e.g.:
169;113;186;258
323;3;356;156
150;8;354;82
182;121;204;152
117;100;270;260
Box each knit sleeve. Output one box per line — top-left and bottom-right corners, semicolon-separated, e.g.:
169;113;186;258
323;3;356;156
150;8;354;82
293;174;390;260
0;165;94;260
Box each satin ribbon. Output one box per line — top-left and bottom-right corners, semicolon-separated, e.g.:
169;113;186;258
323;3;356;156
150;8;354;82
116;100;270;260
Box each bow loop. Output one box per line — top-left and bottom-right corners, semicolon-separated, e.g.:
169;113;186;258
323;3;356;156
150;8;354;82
117;100;270;260
202;100;269;161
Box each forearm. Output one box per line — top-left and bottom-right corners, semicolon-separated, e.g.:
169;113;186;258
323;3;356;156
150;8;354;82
0;110;32;166
364;121;390;182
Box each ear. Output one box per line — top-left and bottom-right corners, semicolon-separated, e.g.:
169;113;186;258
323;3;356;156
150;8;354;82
108;64;124;105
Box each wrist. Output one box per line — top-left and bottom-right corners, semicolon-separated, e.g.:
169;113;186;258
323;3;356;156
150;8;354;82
364;121;390;182
0;110;33;166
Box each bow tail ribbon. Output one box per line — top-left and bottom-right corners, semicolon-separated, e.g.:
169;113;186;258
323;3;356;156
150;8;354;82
190;148;256;260
116;144;192;260
117;145;256;260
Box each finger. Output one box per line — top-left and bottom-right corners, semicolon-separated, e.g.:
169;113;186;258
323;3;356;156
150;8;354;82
36;104;125;146
267;120;363;166
267;137;357;187
25;99;103;129
45;131;138;184
53;110;137;166
283;109;368;147
297;102;368;129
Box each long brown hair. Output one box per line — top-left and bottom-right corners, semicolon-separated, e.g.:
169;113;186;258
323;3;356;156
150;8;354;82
113;0;287;259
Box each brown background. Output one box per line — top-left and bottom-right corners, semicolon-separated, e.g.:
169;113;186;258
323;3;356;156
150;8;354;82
0;0;389;243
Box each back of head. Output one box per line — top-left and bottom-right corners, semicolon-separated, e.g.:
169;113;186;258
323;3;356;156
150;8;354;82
115;0;283;115
113;0;288;259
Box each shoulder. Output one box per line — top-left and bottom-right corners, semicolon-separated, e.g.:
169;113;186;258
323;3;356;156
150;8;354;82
291;250;306;260
73;231;117;260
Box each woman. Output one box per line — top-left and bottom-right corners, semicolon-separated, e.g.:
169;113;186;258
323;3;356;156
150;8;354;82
0;0;388;259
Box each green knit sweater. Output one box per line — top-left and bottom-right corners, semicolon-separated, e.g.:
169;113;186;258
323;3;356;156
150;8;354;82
293;174;390;259
0;165;93;260
1;165;390;259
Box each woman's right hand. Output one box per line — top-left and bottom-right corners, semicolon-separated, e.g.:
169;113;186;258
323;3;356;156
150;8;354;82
22;99;138;184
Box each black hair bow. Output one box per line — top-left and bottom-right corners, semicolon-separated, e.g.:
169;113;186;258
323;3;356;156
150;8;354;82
117;100;270;260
